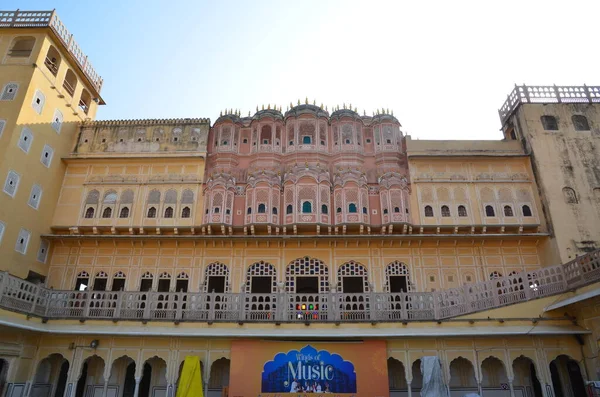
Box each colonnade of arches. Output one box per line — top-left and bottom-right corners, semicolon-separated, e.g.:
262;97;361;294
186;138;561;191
387;354;585;397
72;258;413;295
20;353;230;397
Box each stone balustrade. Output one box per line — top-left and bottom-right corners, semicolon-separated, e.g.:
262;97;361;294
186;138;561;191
0;250;598;323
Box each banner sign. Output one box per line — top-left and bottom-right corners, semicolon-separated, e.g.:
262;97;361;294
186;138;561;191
230;340;389;397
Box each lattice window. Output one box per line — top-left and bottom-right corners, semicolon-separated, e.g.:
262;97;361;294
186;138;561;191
147;207;157;218
202;262;230;292
337;261;370;293
96;271;108;279
164;189;177;204
148;189;161;204
320;186;330;205
40;144;54;168
541;115;558;131
572;115;590;131
114;271;126;278
182;189;194;204
424;205;434;217
103;190;117;204
141;272;153;279
177;272;189;279
1;83;19;101
181;206;191;218
18;127;33;153
164;207;174;218
485;205;495;217
285;257;329;293
28;184;42;209
522;205;532;217
31;90;45;114
245;261;277;293
458;205;468;217
503;205;514;217
3;170;20;197
86;190;100;204
441;205;451;217
384;261;411;292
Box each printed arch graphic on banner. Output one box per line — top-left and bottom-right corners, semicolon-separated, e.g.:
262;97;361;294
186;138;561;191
261;345;357;393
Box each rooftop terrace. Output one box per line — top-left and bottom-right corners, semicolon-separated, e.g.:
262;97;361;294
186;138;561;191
0;10;103;93
499;84;600;126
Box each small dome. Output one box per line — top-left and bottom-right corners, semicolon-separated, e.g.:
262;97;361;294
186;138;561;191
215;112;243;125
252;108;283;121
371;113;401;126
285;103;329;119
330;108;361;121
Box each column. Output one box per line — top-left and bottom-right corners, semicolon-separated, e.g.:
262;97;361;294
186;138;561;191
477;382;483;396
101;377;109;397
133;377;141;397
406;380;412;397
508;377;516;397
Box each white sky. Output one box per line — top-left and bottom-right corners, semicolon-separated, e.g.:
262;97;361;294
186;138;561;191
19;0;599;140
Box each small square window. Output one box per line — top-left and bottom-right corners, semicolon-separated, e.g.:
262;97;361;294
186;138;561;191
51;109;63;133
18;127;34;153
0;119;5;138
31;90;45;114
15;228;31;254
243;138;248;143
28;184;42;209
448;275;454;282
366;139;371;143
37;240;49;263
429;275;435;282
466;275;472;282
40;145;54;168
3;170;20;197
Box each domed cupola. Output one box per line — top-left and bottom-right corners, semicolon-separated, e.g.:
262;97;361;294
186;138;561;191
212;109;243;153
370;108;403;153
284;99;330;153
249;105;284;154
284;98;329;119
330;104;365;153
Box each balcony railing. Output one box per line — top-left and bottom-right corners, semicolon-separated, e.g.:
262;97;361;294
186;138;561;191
0;250;598;323
498;85;600;125
0;10;103;92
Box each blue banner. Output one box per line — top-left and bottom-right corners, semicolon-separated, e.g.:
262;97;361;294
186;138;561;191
261;345;357;393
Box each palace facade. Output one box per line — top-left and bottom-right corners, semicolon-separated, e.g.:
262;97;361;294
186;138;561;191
0;9;599;397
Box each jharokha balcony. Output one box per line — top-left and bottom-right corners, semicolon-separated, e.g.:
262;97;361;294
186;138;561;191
1;250;598;324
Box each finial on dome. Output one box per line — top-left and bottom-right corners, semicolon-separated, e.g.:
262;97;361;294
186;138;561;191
313;99;316;105
298;99;300;105
349;103;352;110
248;111;251;117
262;104;264;110
354;107;357;112
256;105;258;112
320;103;323;109
391;110;394;116
220;111;222;116
326;105;328;111
305;97;308;104
363;110;366;116
290;101;293;109
343;102;346;109
267;103;270;110
386;108;389;114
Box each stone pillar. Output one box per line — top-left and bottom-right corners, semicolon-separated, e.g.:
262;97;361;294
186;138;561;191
101;377;109;397
133;378;141;397
406;380;412;397
508;378;516;397
477;382;483;396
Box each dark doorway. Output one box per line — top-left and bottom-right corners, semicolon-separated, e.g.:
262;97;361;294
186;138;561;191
389;276;408;293
0;359;7;397
112;278;125;291
207;276;226;293
140;278;153;292
139;363;152;397
157;279;170;292
566;360;586;397
296;277;319;294
342;276;364;293
75;277;89;291
251;276;272;293
175;279;188;293
530;363;543;397
54;361;69;397
74;361;88;397
26;271;46;285
122;362;136;397
93;278;107;291
550;361;564;397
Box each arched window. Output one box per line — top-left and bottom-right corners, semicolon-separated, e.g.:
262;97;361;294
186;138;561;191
8;36;35;58
362;206;367;214
424;205;433;217
503;205;514;217
394;206;400;213
62;69;78;97
103;191;118;204
441;205;450;217
522;205;532;217
563;187;578;204
257;203;266;213
44;45;61;76
348;203;357;213
321;204;328;214
147;207;157;218
458;205;467;217
119;207;129;218
85;207;95;218
302;201;312;213
148;189;161;204
214;207;220;213
102;207;112;218
272;207;278;215
572;115;590;131
164;207;174;218
489;271;502;280
286;205;293;214
337;207;342;213
78;89;92;115
485;205;495;217
541;115;558;130
302;136;311;144
181;206;191;218
383;208;388;214
247;207;252;215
